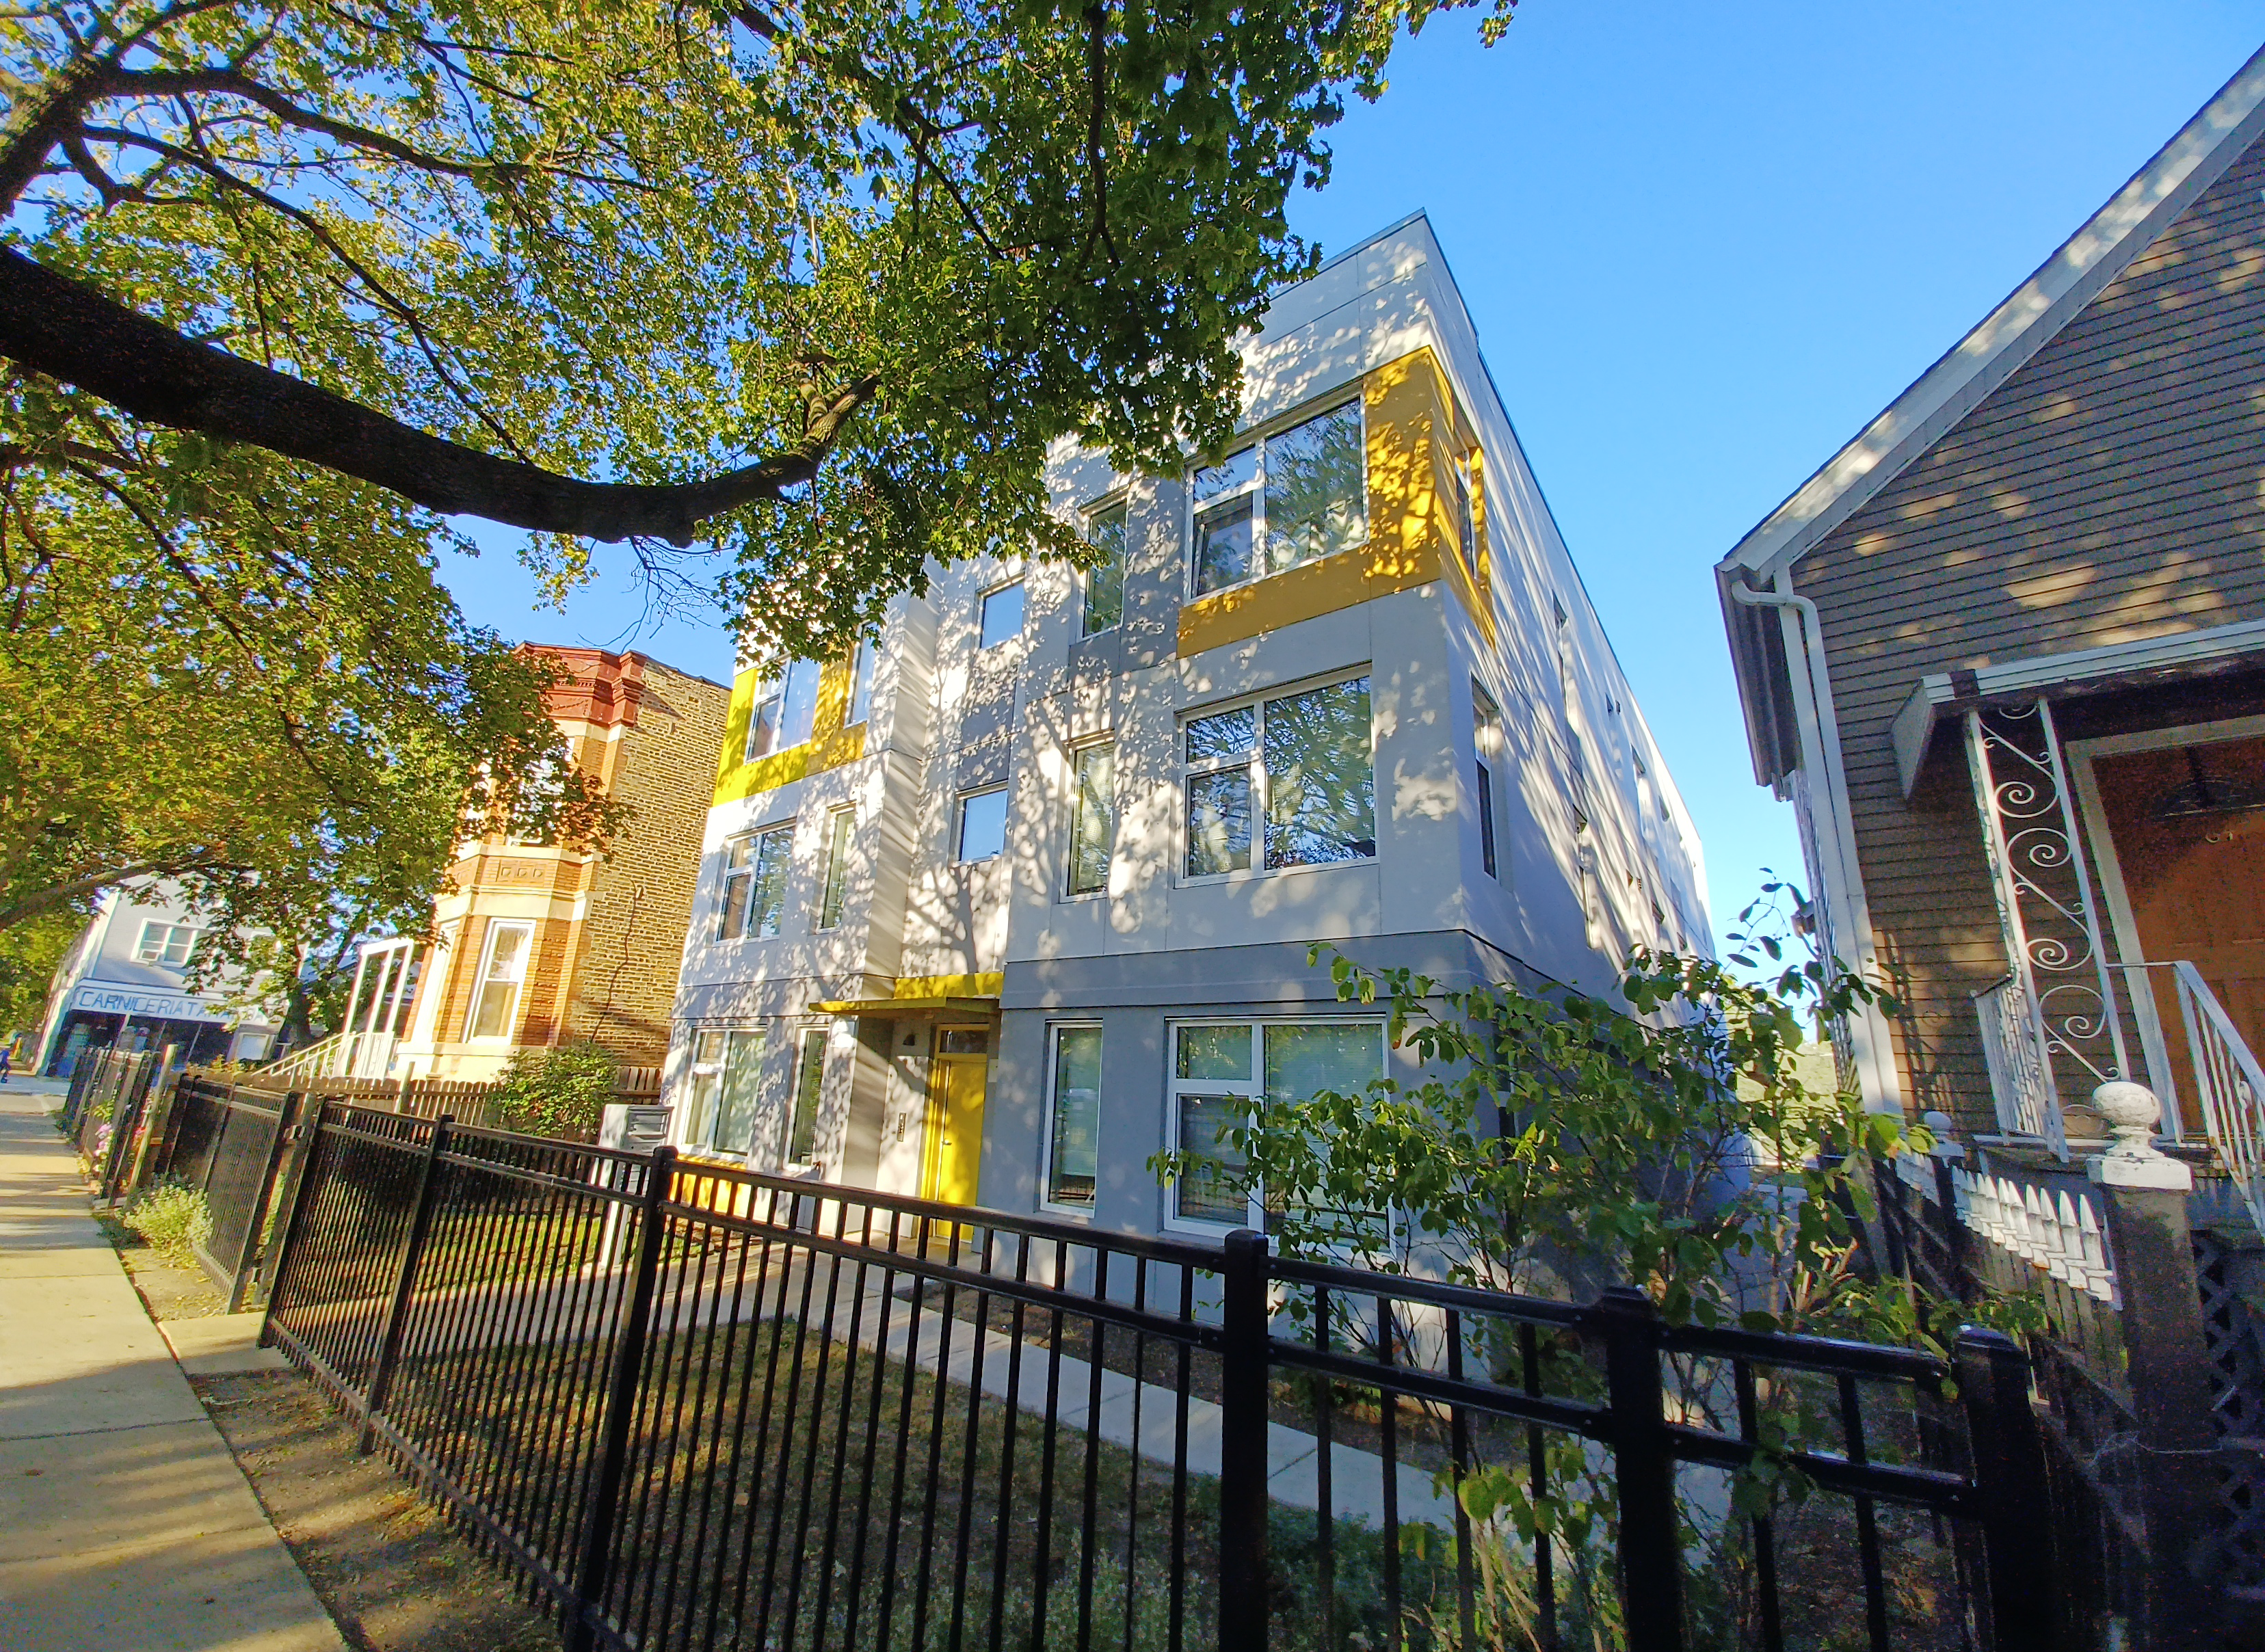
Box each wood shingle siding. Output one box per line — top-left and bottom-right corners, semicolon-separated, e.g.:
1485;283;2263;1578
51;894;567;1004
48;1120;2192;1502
1791;130;2265;1132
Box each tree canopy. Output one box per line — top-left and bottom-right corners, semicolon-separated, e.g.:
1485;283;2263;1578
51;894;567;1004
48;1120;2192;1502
2;0;1508;661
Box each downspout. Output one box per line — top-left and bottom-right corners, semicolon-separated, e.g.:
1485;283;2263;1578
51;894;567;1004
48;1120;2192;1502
1730;575;1905;1115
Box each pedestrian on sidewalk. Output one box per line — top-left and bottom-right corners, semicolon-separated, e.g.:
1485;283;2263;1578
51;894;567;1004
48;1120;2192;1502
1;1043;14;1084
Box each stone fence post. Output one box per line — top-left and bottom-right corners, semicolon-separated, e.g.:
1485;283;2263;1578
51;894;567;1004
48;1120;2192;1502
2089;1081;2219;1652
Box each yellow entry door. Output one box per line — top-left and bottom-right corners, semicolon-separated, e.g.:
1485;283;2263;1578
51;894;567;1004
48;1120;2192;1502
923;1053;988;1206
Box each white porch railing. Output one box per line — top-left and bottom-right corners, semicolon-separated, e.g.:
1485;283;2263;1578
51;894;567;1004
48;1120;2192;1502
1980;956;2265;1237
258;1030;347;1083
1974;974;2069;1158
2162;960;2265;1237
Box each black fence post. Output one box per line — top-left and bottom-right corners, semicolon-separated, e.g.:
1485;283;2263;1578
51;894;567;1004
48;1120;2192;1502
1953;1327;2057;1652
567;1143;675;1652
259;1101;327;1348
358;1114;452;1454
1219;1228;1271;1652
1596;1285;1682;1652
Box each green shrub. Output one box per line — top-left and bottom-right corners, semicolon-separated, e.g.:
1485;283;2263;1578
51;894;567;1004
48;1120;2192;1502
494;1042;619;1140
124;1180;213;1264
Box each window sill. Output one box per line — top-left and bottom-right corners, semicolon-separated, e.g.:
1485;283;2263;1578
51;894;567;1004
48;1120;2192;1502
1176;854;1376;890
1187;534;1373;606
1037;1201;1096;1222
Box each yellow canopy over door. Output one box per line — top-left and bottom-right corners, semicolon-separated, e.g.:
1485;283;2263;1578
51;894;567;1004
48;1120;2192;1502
920;1038;989;1207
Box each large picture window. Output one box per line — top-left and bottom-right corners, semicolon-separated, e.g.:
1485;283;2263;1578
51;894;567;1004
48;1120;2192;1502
1082;504;1126;636
466;920;533;1040
719;825;794;940
747;659;821;759
683;1026;765;1156
1066;743;1115;897
1183;676;1374;878
1189;401;1366;598
1167;1019;1383;1227
1046;1024;1102;1209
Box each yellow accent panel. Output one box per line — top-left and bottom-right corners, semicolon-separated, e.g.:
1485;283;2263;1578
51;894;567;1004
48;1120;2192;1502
713;667;763;792
895;972;1005;1000
1175;346;1493;658
708;651;868;806
807;654;866;776
1176;539;1443;658
713;743;810;805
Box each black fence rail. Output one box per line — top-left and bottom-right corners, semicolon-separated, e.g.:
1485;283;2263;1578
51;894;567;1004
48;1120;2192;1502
59;1048;161;1201
263;1103;2061;1652
148;1076;311;1310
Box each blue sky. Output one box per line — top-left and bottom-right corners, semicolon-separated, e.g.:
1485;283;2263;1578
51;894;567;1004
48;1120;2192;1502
436;3;2265;955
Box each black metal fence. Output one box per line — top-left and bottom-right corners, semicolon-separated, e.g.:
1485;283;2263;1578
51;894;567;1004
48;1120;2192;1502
59;1047;161;1201
146;1075;311;1310
261;1103;2061;1652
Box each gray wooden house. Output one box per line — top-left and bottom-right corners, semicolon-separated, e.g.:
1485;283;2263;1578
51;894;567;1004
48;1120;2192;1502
1718;42;2265;1175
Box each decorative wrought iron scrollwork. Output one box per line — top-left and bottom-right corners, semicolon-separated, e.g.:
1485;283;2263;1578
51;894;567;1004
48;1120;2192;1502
1965;700;2130;1150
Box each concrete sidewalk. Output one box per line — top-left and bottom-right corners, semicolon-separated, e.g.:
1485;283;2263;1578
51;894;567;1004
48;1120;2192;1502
0;1089;344;1652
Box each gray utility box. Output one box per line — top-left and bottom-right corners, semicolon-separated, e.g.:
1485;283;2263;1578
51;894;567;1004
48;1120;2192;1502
598;1103;672;1155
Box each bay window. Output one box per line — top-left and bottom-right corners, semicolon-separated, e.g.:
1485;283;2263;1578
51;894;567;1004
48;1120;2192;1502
466;920;533;1040
1183;676;1374;878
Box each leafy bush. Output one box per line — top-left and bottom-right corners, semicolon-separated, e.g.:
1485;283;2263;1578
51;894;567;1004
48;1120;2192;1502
123;1180;213;1265
494;1042;620;1141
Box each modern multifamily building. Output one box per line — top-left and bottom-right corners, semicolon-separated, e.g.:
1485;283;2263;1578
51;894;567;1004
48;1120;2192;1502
663;213;1710;1236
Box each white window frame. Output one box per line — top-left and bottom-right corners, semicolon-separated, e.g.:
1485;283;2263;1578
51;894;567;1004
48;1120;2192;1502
133;920;200;968
681;1025;767;1160
816;807;856;931
1080;499;1127;638
1162;1016;1387;1235
847;638;876;727
1063;740;1115;900
784;1024;829;1170
1186;397;1367;600
1041;1021;1104;1216
957;786;1010;864
464;919;535;1042
718;823;795;940
1179;669;1375;884
1473;682;1505;883
978;581;1026;650
747;658;823;760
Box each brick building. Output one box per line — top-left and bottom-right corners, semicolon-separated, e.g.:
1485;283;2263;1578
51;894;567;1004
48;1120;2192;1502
376;648;729;1080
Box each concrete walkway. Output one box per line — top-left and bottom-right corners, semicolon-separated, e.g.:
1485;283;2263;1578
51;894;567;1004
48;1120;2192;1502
0;1088;345;1652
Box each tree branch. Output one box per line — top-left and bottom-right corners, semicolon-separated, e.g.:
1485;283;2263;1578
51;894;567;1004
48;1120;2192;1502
0;249;884;544
0;850;243;931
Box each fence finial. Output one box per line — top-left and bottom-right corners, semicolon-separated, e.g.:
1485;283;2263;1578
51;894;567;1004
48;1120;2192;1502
2088;1081;2191;1192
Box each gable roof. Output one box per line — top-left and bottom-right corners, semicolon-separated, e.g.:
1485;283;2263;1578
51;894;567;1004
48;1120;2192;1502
1717;41;2265;587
